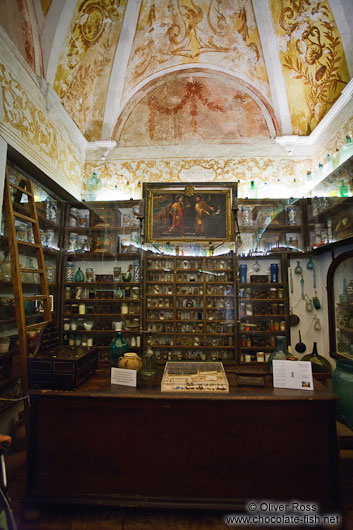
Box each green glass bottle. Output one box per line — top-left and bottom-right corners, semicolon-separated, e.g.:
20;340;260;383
140;337;158;378
340;180;348;197
109;332;129;367
74;267;85;282
248;180;257;199
301;342;332;373
268;335;288;371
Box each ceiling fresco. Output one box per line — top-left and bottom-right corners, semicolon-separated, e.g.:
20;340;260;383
116;72;277;146
271;0;350;135
0;0;352;156
125;0;269;98
53;0;127;140
0;0;38;74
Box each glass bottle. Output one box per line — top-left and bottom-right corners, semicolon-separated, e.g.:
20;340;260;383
0;252;12;281
268;335;289;371
332;149;340;170
140;337;158;378
339;136;353;165
325;153;333;176
248;180;257;199
301;342;332;373
24;257;35;284
339;180;348;197
109;331;129;367
74;267;85;282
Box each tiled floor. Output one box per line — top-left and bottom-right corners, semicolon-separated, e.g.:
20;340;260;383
4;449;353;529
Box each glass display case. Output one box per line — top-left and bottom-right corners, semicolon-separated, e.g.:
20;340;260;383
307;155;353;250
327;250;353;360
237;198;304;255
161;361;229;392
0;161;64;413
62;200;143;362
237;255;289;364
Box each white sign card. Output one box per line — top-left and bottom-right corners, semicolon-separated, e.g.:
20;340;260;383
272;360;314;391
111;367;137;387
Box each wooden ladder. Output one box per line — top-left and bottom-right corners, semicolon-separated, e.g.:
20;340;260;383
3;169;52;395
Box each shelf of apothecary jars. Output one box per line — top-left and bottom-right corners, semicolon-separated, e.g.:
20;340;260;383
65;251;140;260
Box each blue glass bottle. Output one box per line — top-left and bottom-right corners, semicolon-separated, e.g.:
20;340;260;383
270;263;278;283
239;264;247;283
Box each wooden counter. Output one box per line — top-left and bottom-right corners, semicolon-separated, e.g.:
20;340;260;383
26;368;339;510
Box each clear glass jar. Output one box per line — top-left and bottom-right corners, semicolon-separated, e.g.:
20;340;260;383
268;336;289;371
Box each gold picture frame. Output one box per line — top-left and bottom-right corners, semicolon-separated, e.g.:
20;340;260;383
143;182;237;243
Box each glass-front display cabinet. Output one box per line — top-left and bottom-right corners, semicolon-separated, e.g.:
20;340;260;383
327;250;353;360
237;255;289;364
62;200;143;362
144;255;236;364
307;155;353;250
0;161;64;413
237;198;304;255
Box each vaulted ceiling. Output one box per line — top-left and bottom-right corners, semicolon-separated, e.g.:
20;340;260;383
1;0;353;157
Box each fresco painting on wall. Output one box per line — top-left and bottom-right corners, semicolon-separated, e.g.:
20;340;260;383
144;183;236;243
117;75;275;146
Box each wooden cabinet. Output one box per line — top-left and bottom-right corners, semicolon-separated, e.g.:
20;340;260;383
61;201;143;361
237;255;289;364
0;162;64;413
144;255;236;363
27;373;339;510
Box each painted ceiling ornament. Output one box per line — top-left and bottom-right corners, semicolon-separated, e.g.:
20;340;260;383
277;0;349;135
81;4;105;42
148;79;225;138
184;185;195;197
130;0;263;86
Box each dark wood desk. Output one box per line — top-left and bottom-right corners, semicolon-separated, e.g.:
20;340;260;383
27;369;339;510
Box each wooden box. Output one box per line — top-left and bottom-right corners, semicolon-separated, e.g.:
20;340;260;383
29;323;98;390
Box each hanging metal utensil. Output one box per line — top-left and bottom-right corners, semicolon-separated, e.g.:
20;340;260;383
295;330;306;353
289;305;300;326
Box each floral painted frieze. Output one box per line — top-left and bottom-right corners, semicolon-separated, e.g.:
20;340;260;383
0;62;82;193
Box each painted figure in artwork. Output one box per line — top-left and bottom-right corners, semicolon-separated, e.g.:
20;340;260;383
194;195;214;236
168;195;185;235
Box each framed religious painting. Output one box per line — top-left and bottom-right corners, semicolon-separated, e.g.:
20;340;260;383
143;182;237;243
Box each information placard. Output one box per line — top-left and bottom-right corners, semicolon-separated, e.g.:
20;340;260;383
111;367;137;387
273;360;313;390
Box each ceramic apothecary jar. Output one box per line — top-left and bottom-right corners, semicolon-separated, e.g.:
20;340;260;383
118;352;143;371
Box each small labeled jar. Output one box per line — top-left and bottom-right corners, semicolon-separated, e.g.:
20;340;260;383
65;262;75;282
